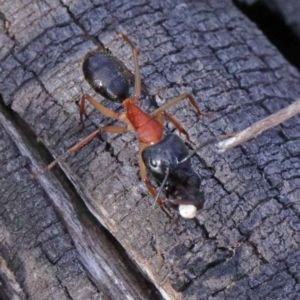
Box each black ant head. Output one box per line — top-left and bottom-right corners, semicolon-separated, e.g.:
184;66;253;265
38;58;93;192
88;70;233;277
142;133;204;219
142;133;190;188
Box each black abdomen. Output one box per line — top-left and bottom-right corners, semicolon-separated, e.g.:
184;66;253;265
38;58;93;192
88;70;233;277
82;50;134;103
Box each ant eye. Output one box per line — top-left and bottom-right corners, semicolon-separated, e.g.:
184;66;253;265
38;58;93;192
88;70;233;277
150;158;157;167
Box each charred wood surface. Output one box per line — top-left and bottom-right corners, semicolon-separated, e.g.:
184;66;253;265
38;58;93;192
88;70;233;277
235;0;300;72
1;0;300;299
236;0;300;39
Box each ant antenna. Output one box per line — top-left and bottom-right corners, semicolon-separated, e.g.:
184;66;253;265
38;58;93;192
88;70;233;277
152;167;170;209
178;133;236;165
179;137;219;164
151;207;163;272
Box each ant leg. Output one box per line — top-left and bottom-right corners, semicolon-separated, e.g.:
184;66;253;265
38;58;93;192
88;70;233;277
150;103;191;141
117;33;141;103
163;112;190;141
151;109;190;141
138;145;172;218
139;145;162;203
151;110;165;126
42;125;129;173
150;93;205;141
80;94;129;125
138;145;164;270
151;110;190;141
150;93;205;116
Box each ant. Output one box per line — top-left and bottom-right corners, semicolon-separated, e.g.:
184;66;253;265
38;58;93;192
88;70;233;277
45;33;206;218
142;133;204;219
142;133;220;218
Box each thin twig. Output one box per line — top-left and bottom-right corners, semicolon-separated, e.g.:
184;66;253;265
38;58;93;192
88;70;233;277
216;98;300;153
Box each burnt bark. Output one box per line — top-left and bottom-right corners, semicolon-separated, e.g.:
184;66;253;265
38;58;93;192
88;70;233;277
236;0;300;38
234;0;300;71
1;0;300;299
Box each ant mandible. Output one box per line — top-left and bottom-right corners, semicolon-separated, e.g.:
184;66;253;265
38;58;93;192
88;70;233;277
46;33;204;216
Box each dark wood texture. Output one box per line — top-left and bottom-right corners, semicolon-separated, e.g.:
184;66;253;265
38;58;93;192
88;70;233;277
1;0;300;299
237;0;300;38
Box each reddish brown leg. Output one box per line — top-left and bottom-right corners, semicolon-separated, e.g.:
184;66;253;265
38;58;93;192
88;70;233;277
80;94;129;125
44;125;128;172
139;145;161;203
138;145;168;271
163;112;190;141
138;145;172;218
150;103;190;141
150;93;205;116
150;93;205;141
151;110;165;127
117;33;141;103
